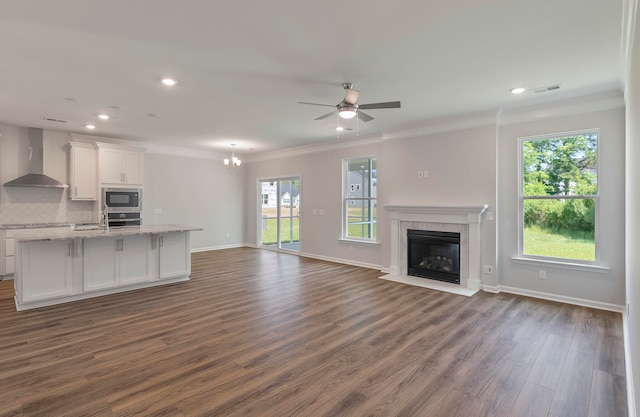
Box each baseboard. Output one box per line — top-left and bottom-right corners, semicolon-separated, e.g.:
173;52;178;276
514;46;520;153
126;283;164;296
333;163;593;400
623;313;637;417
481;284;501;294
191;243;245;253
496;285;625;312
298;251;383;271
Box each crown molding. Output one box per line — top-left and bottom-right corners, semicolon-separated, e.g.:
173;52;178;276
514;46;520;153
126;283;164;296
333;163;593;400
244;132;384;163
381;110;499;142
70;133;223;160
497;90;625;126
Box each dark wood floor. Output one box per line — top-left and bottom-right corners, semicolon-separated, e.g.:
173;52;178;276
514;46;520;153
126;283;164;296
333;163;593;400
0;247;627;417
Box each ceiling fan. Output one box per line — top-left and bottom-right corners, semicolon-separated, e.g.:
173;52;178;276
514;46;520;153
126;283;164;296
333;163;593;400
298;83;401;122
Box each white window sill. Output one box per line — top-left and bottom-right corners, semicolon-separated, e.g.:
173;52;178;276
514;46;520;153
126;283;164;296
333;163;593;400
338;238;380;246
511;256;609;274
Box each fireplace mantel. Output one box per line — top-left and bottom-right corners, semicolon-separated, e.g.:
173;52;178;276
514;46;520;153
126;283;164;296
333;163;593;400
385;204;488;224
383;204;488;295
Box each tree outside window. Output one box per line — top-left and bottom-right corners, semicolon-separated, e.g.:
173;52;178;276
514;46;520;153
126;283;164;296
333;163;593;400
520;131;598;262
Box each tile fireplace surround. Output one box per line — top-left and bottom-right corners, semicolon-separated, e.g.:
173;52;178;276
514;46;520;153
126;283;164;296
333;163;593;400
382;204;488;296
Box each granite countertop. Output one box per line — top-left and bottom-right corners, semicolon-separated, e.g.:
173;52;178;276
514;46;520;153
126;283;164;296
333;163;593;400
1;222;80;230
10;225;202;242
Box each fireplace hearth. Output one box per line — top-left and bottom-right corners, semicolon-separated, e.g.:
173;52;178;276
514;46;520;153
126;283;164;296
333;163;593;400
407;229;460;284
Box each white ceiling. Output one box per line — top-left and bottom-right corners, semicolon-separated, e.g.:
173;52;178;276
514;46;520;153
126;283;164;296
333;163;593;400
0;0;624;157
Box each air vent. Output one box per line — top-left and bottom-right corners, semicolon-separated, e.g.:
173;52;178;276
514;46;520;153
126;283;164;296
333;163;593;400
43;117;67;123
531;84;561;94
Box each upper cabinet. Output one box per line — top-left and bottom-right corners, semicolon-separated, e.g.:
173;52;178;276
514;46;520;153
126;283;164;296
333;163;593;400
97;143;145;186
67;142;97;200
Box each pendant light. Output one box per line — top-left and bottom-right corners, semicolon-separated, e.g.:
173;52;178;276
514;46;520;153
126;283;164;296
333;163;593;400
223;144;241;168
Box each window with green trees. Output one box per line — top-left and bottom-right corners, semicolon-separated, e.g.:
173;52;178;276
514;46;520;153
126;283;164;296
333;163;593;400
519;131;598;262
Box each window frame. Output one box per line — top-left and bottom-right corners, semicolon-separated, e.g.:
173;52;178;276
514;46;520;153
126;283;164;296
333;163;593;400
517;129;600;266
342;156;377;243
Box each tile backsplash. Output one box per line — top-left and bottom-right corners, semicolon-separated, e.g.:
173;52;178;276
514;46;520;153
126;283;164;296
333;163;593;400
0;186;95;225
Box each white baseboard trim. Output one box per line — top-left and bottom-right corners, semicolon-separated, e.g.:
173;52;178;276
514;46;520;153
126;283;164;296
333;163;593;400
623;313;636;417
481;284;501;294
298;251;383;271
494;285;625;312
191;243;245;253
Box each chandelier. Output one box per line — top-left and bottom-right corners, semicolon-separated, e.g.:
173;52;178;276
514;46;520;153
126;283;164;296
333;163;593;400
223;144;241;168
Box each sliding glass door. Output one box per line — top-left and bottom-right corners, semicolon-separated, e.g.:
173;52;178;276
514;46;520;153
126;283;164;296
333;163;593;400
260;177;300;252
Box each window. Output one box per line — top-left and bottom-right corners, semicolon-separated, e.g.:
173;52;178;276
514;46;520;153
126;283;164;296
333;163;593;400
343;157;377;241
519;131;598;263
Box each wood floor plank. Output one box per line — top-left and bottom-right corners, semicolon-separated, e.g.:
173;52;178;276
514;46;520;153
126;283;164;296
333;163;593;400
588;369;628;417
0;247;627;417
526;333;572;389
549;348;595;417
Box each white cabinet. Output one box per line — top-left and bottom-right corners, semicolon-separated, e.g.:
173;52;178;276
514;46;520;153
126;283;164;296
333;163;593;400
97;143;144;186
158;232;190;279
67;142;97;200
119;235;153;285
12;228;194;310
17;240;74;303
83;235;152;291
83;237;118;290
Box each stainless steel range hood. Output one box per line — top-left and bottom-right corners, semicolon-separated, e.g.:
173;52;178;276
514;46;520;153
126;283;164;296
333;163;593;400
4;128;68;188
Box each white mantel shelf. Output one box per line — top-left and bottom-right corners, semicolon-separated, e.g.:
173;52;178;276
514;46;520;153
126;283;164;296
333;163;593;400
383;203;489;295
384;204;488;223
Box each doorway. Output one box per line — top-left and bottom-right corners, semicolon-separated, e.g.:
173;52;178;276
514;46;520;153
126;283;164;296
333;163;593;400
260;177;301;252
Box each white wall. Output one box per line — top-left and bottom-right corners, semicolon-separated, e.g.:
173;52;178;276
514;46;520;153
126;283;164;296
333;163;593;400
143;153;245;251
625;1;640;412
243;124;499;278
498;105;626;309
244;140;386;269
380;124;498;287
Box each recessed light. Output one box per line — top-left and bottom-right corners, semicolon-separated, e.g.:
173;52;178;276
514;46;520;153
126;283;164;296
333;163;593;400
64;97;79;103
147;113;159;118
109;105;121;111
162;78;176;86
85;124;96;130
336;126;344;131
510;87;526;94
98;114;109;120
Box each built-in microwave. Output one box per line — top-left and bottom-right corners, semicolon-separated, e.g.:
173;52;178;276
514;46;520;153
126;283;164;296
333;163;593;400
103;188;141;212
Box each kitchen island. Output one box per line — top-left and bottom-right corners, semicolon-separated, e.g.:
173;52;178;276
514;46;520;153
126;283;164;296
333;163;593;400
12;225;200;311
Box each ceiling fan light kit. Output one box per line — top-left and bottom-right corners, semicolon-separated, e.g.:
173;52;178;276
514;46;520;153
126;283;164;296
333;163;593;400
338;106;357;119
298;83;401;126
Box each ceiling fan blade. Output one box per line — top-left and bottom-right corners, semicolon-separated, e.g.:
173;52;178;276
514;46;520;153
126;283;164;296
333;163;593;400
358;101;401;110
344;89;360;105
314;111;335;120
298;101;337;108
357;111;374;122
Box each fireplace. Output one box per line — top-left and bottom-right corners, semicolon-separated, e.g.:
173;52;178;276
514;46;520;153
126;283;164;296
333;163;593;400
383;204;488;295
407;229;460;284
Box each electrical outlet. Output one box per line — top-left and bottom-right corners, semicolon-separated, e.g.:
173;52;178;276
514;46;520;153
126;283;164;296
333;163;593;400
483;265;494;274
538;270;547;279
423;170;429;178
154;208;162;215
